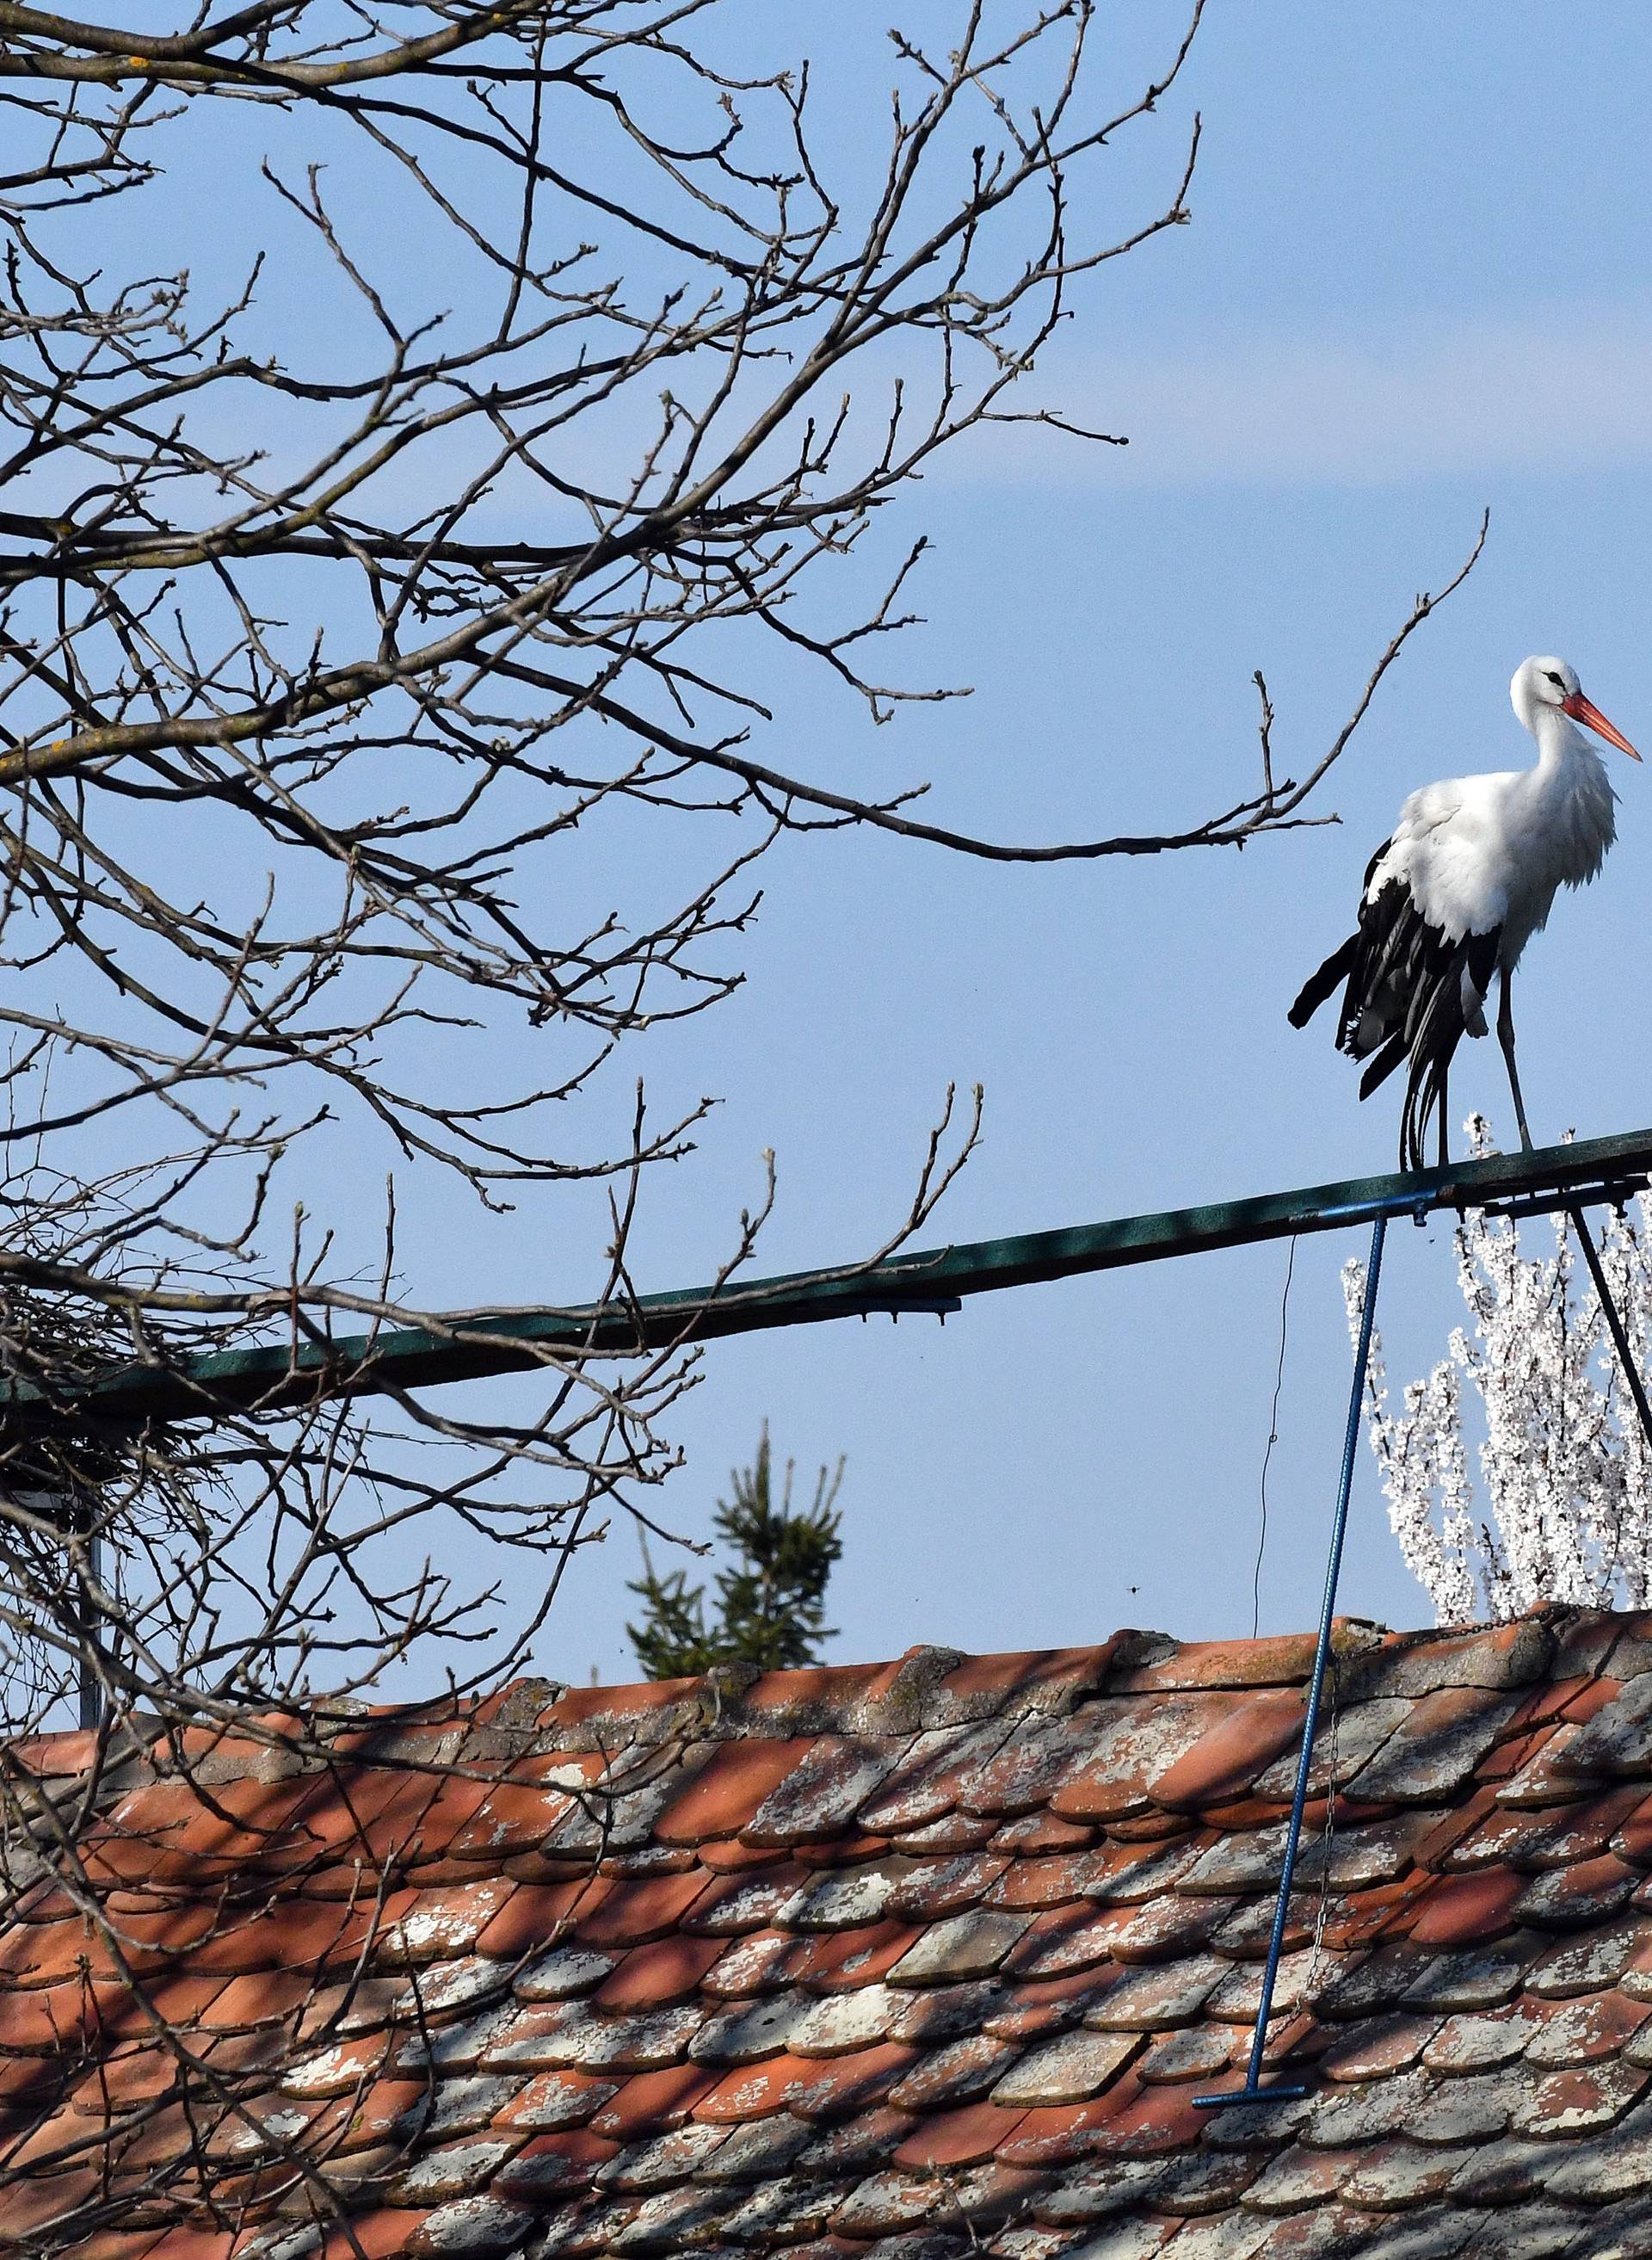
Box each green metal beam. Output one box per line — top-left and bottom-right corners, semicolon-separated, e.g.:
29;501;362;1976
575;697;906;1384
28;1124;1652;1426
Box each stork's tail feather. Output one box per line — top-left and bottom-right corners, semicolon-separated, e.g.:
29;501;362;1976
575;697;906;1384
1288;934;1359;1028
1396;928;1501;1172
1357;1031;1409;1100
1291;849;1501;1173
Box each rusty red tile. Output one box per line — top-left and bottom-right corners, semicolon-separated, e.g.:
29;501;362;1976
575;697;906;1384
1513;2059;1649;2134
892;2096;1028;2167
990;1812;1095;1855
887;1812;1002;1853
1550;1674;1652;1775
1518;1850;1638;1927
700;1927;797;1998
652;1739;813;1846
472;1878;594;1959
1066;2074;1206;2158
694;2041;916;2124
783;2041;921;2120
1346;1685;1526;1803
745;1738;903;1847
1047;1695;1234;1823
443;1779;575;1861
983;1965;1121;2040
786;1919;924;1993
956;1716;1095;1818
934;1645;1124;1709
487;2069;614;2133
593;1933;724;2009
588;2062;718;2140
988;1848;1111;1912
1150;1689;1306;1811
740;1659;895;1718
885;2031;1019;2110
0;1916;92;1991
999;1903;1115;1980
1316;2012;1439;2082
1526;1987;1649;2064
198;1965;315;2030
313;2214;434;2260
694;1836;789;1874
1455;1784;1642;1871
57;2235;162;2260
288;1763;444;1858
534;1678;693;1734
691;2046;819;2122
133;2232;235;2260
1557;1664;1629;1716
197;1892;379;1979
885;1851;1008;1923
994;2090;1138;2164
1116;1629;1327;1691
1615;1791;1652;1867
681;1859;809;1936
790;1831;895;1868
1409;1865;1527;1946
56;1900;220;1983
856;1725;1009;1833
1105;1891;1236;1967
1482;1718;1563;1785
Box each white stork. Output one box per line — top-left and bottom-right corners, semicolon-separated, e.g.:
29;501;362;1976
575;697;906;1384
1291;656;1640;1169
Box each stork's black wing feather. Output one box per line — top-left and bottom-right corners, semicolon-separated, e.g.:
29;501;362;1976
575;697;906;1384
1289;837;1391;1030
1288;934;1359;1029
1290;838;1501;1170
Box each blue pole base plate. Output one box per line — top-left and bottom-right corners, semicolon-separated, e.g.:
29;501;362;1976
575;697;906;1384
1192;2082;1310;2112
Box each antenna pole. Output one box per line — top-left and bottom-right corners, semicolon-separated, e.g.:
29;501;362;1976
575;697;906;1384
77;1527;103;1732
1196;1208;1388;2110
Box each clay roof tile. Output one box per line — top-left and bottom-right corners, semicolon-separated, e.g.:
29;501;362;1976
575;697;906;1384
13;1613;1652;2257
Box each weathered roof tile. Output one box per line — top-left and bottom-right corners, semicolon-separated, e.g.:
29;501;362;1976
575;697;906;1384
1343;1689;1526;1806
746;1740;904;1847
22;1615;1652;2258
1550;1674;1652;1776
888;1910;1031;1986
989;2029;1142;2109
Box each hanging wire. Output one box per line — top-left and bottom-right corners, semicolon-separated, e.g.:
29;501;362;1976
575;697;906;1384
1253;1236;1298;1639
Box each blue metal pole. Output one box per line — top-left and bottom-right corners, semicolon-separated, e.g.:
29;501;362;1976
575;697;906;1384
1195;1210;1387;2109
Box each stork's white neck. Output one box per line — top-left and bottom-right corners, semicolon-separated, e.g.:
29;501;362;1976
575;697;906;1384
1528;701;1591;773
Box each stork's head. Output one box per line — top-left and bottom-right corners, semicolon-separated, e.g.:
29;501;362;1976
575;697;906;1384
1512;655;1641;759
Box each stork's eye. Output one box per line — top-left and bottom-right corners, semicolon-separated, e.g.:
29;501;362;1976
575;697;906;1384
1545;671;1565;688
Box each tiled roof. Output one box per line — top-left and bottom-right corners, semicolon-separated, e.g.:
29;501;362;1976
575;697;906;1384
8;1610;1652;2256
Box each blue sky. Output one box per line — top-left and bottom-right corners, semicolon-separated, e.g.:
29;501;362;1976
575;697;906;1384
533;0;1652;1684
52;2;1652;1686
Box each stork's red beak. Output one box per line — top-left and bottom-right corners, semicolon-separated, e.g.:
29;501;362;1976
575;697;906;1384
1564;688;1642;761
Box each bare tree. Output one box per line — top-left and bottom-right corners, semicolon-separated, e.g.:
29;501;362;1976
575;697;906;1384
0;5;1488;2242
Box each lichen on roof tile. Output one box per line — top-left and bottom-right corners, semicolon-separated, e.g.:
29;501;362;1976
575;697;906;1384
21;1613;1652;2258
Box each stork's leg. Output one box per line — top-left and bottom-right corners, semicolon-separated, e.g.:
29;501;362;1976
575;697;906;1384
1497;968;1535;1155
1438;1064;1450;1170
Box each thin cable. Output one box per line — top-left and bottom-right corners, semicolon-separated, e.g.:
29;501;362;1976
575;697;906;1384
1254;1235;1298;1639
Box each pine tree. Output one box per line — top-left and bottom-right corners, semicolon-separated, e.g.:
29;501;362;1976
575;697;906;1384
627;1429;845;1679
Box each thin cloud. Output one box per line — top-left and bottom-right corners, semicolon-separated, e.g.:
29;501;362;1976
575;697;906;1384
955;311;1652;490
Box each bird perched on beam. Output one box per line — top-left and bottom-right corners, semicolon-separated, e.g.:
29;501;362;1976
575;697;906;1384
1290;656;1640;1169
